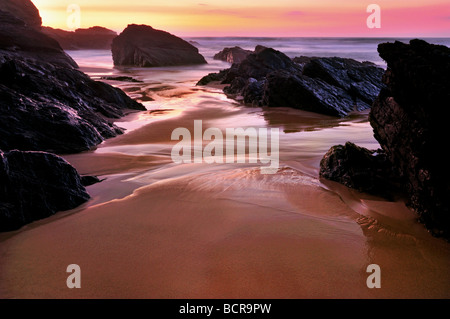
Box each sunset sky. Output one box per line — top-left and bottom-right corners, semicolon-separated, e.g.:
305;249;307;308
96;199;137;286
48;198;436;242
31;0;450;37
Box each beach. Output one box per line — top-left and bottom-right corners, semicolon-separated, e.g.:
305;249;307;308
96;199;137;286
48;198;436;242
1;39;449;299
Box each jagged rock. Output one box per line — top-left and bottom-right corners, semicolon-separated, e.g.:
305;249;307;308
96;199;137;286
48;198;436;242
0;150;90;231
81;175;102;186
302;57;384;108
0;11;145;154
320;39;450;238
213;46;252;64
198;46;383;116
369;39;450;238
0;10;77;68
0;1;147;232
319;142;399;197
0;0;42;28
42;26;118;50
112;24;207;67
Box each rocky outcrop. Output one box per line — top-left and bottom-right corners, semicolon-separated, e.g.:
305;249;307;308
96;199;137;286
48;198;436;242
0;2;146;231
42;26;118;50
0;10;77;68
370;39;450;238
198;46;384;117
320;39;450;238
112;24;207;67
319;142;399;198
0;0;42;29
0;11;145;154
214;46;252;64
0;150;89;232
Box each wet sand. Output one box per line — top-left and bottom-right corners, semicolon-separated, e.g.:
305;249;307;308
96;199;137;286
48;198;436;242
0;55;449;299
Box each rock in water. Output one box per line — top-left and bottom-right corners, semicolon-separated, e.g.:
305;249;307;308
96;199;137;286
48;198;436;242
319;142;398;197
0;1;146;231
213;46;252;64
370;39;450;238
198;46;384;117
112;24;207;67
0;150;90;232
320;39;450;238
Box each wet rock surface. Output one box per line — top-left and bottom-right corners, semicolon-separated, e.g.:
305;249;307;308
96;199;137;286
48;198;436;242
0;150;89;232
321;39;450;238
198;46;384;117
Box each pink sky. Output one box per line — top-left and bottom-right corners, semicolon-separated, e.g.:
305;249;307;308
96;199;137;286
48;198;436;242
32;0;450;37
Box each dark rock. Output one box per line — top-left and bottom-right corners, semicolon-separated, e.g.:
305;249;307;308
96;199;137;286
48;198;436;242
0;0;146;232
100;76;143;83
42;26;118;50
0;150;89;231
213;46;252;64
302;57;384;109
319;142;399;197
0;56;145;154
0;10;77;68
292;56;319;67
196;69;229;86
369;39;450;238
81;175;102;186
198;46;383;116
0;10;146;154
263;70;359;116
0;0;42;29
112;24;207;67
319;39;450;238
230;47;302;82
242;78;266;105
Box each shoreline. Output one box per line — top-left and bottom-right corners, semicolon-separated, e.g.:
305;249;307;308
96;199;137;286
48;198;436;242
1;83;449;298
1;38;449;298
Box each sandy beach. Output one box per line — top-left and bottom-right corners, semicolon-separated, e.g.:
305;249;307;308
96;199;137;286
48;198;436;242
1;81;449;298
1;44;449;299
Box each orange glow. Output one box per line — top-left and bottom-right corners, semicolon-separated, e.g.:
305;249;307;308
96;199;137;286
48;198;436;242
31;0;450;37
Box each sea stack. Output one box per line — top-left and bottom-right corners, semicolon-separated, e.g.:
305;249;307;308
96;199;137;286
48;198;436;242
112;24;207;67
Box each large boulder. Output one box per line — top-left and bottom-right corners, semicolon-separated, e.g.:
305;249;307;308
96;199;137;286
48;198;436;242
198;46;384;117
42;26;118;50
0;2;146;231
0;0;42;29
214;46;252;64
370;39;450;237
0;11;145;154
320;39;450;238
112;24;207;67
0;150;89;232
0;10;77;68
319;142;399;198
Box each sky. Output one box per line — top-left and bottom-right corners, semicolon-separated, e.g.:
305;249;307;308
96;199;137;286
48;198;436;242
31;0;450;37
